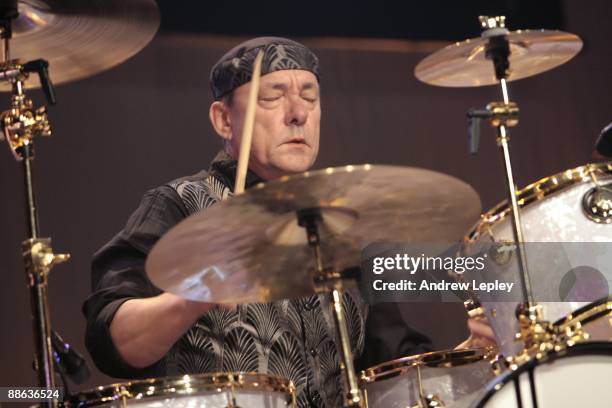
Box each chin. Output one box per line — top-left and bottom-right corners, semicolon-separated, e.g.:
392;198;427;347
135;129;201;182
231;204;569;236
274;154;315;175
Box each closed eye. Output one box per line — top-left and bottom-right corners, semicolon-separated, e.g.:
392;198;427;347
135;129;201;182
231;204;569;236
260;96;281;102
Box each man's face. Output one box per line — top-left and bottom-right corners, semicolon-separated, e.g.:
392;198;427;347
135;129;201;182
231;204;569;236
226;69;320;180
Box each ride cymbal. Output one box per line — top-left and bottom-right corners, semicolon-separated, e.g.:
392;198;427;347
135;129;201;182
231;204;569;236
146;165;481;304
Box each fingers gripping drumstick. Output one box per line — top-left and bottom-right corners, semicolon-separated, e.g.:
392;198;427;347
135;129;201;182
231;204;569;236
234;50;264;195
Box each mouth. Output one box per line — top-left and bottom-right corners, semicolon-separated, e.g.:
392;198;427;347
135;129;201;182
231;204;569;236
282;138;308;146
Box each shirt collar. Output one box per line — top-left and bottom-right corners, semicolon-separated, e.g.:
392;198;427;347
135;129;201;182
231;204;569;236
208;150;264;192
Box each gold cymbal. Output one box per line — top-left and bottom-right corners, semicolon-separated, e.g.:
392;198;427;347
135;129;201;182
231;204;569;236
146;165;482;304
0;0;159;91
414;30;582;87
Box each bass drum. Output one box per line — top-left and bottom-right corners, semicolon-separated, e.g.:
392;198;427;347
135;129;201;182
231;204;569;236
360;348;495;408
474;342;612;407
460;162;612;358
66;372;295;407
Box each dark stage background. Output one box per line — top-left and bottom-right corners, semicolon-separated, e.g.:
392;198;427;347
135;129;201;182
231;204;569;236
0;0;610;392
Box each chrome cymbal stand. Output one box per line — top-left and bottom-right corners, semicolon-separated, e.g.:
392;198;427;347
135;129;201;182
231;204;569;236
297;208;363;407
466;16;554;363
0;4;68;406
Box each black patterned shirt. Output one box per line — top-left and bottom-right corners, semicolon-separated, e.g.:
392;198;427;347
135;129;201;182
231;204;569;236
83;151;431;407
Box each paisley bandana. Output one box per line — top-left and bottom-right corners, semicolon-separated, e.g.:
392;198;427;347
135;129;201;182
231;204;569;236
210;37;320;100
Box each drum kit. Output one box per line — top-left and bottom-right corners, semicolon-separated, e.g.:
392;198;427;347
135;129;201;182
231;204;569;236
1;0;610;406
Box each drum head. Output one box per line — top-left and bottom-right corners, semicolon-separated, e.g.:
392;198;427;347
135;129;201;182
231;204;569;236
474;342;612;408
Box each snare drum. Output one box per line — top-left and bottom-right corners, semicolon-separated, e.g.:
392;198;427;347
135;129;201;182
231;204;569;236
460;162;612;357
66;372;295;407
360;348;495;408
474;342;612;407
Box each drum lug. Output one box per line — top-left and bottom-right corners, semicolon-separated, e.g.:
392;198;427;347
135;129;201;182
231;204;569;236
553;298;612;348
509;304;556;368
554;320;590;349
489;353;508;376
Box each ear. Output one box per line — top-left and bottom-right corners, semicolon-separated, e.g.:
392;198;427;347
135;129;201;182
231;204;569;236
209;101;232;142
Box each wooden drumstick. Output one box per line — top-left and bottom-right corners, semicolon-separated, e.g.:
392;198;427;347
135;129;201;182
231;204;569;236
234;50;264;195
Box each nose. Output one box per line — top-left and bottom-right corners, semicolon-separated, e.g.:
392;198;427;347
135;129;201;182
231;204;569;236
285;95;308;126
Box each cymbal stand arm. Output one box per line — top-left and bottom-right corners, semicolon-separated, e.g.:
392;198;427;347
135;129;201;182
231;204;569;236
297;208;363;407
467;16;535;311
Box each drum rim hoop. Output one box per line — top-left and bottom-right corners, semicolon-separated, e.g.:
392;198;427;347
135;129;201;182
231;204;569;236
360;347;494;384
473;341;612;408
553;295;612;328
465;161;612;244
66;372;295;406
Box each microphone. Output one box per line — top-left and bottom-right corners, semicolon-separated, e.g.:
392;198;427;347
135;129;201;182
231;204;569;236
595;122;612;158
52;330;90;384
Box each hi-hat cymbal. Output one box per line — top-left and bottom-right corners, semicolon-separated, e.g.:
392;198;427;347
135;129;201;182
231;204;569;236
146;165;481;304
0;0;159;91
415;30;582;87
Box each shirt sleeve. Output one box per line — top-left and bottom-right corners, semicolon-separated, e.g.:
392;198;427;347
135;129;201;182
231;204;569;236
357;302;433;371
82;186;188;379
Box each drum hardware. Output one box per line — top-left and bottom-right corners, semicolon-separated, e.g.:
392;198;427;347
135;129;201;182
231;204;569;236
463;16;536;313
298;207;363;407
0;0;159;402
463;301;511;376
0;5;67;403
488;353;506;376
360;348;496;408
581;167;612;223
66;372;297;407
420;15;585;362
468;15;552;362
414;364;444;408
553;297;612;347
51;330;90;385
416;14;611;378
581;184;612;223
507;304;557;368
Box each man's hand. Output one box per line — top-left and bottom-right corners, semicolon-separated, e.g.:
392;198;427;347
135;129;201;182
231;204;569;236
455;317;497;350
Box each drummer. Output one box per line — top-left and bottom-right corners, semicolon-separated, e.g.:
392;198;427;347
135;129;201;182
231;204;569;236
83;37;492;407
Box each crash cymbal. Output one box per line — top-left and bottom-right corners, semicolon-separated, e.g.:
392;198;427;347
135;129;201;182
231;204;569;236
415;30;582;87
0;0;159;91
146;165;481;304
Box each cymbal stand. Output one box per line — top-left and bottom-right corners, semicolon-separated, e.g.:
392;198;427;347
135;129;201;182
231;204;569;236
466;16;554;363
0;5;68;406
297;208;363;408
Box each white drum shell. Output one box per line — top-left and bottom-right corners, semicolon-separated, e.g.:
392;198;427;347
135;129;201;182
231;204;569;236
77;390;290;407
66;373;294;408
462;165;612;357
362;351;495;408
